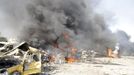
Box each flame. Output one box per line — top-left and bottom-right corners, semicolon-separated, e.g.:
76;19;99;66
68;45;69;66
65;48;78;63
52;32;78;63
107;48;118;58
65;57;77;63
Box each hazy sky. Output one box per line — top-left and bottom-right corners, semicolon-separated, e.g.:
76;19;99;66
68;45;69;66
97;0;134;41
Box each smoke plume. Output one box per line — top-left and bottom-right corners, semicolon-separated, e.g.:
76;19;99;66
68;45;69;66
0;0;116;55
115;30;134;55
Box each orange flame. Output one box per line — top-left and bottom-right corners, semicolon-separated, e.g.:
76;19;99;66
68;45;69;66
107;48;118;58
65;57;77;63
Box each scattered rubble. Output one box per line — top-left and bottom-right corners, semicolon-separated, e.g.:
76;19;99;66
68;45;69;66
0;41;133;75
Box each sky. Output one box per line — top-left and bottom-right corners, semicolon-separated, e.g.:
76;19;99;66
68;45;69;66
96;0;134;42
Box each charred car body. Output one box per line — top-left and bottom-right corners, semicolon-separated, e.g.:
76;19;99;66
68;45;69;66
0;42;47;75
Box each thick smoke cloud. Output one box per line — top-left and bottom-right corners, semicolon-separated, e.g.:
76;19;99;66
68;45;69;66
0;0;116;55
115;30;134;55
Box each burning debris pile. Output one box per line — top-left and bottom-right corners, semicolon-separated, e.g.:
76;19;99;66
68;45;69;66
0;41;100;75
0;0;120;74
0;0;134;75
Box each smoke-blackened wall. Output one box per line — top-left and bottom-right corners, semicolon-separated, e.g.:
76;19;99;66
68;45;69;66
0;0;117;55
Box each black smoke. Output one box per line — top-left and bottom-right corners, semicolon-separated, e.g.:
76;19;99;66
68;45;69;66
0;0;116;55
115;30;134;55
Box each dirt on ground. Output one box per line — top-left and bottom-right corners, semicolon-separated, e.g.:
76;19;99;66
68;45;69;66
53;56;134;75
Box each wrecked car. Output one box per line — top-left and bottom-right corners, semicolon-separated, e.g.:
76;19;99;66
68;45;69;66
0;42;46;75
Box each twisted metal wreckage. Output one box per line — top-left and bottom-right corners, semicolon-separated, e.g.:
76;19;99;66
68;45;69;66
0;41;48;75
0;41;119;75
